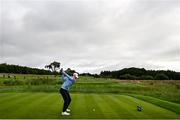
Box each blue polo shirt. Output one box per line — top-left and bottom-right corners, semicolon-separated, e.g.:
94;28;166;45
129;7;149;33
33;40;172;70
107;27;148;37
61;71;75;91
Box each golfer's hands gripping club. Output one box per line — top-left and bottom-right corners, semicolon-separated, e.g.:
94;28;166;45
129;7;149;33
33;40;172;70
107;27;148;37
60;68;64;74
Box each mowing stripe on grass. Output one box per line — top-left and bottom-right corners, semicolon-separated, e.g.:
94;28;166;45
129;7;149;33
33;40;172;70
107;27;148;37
45;93;62;118
116;95;152;118
0;93;38;110
123;95;180;119
129;94;180;114
0;93;42;118
0;93;13;98
37;93;62;119
0;93;179;119
94;94;119;118
71;93;88;118
68;93;78;119
0;93;25;103
105;94;149;119
69;93;105;119
85;94;104;119
4;93;45;118
10;93;55;118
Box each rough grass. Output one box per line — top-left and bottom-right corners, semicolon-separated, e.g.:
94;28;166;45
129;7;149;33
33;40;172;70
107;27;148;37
0;93;179;119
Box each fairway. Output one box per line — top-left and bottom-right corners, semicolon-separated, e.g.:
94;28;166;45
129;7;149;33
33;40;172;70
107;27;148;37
0;93;179;119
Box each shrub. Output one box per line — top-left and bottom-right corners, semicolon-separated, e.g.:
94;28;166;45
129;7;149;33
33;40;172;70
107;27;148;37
3;79;24;85
26;78;57;85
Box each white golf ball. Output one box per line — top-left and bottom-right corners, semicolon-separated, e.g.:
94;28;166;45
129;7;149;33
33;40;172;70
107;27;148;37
93;108;95;111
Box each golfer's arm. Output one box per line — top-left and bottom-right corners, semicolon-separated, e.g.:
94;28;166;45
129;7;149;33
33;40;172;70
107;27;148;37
62;71;73;81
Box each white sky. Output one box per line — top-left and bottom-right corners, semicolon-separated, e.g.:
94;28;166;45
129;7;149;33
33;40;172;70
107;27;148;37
0;0;180;73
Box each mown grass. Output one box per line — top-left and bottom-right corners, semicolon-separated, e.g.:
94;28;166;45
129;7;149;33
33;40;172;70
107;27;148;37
0;93;179;119
0;74;180;119
0;74;180;103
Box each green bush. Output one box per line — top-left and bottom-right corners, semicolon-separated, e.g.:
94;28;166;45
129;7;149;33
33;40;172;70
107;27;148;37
3;79;24;85
26;78;57;85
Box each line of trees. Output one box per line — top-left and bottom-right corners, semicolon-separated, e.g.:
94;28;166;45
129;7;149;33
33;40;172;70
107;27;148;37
0;63;78;76
100;67;180;80
1;63;180;80
0;63;58;75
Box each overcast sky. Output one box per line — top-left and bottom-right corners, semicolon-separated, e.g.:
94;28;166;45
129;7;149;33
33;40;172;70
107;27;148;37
0;0;180;73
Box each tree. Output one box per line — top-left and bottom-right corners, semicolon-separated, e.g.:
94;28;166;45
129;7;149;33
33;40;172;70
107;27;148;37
0;63;53;75
45;61;61;72
119;74;138;80
140;75;154;80
155;73;169;80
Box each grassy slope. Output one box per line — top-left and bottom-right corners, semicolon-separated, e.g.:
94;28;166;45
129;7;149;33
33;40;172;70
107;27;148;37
0;93;179;119
129;94;180;114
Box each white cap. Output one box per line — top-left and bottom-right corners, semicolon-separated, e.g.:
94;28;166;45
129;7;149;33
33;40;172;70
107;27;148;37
73;73;79;79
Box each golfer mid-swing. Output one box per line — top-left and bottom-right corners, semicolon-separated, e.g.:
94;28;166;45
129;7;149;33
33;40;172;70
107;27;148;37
60;69;78;116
